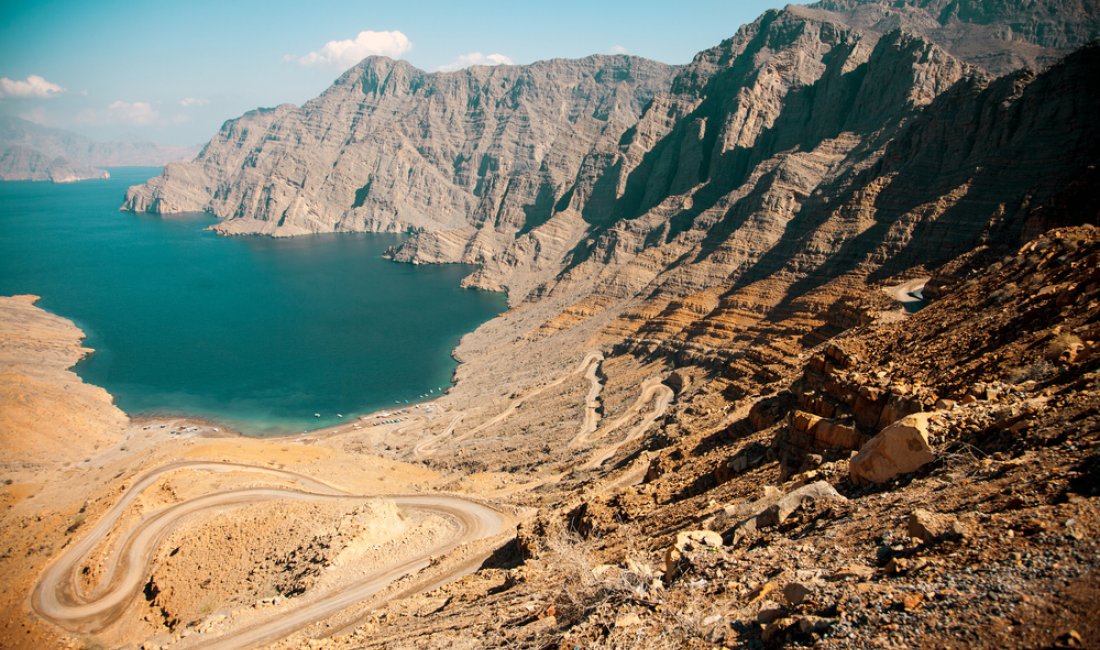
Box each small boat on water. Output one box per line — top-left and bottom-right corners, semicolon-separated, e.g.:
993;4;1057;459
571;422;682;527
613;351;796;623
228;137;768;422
313;413;321;418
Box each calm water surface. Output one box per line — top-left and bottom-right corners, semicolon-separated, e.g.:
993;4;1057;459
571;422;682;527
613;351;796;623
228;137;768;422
0;168;506;435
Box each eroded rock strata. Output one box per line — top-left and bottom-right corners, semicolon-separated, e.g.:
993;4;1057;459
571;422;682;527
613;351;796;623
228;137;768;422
124;1;1100;303
3;0;1097;648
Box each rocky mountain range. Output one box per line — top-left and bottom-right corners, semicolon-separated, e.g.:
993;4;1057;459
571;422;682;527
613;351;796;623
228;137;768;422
0;116;197;182
124;0;1098;304
6;0;1098;648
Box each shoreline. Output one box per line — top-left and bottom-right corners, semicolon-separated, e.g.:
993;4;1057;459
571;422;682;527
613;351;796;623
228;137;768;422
0;292;518;649
123;378;458;441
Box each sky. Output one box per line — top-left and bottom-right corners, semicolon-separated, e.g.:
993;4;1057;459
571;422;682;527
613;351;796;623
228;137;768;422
0;0;796;145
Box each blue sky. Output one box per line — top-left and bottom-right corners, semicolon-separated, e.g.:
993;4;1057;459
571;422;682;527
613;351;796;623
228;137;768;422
0;0;796;144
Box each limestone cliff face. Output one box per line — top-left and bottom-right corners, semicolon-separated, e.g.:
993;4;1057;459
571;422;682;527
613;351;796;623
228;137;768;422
123;55;675;297
809;0;1100;73
123;56;674;230
575;37;1100;369
123;2;1098;305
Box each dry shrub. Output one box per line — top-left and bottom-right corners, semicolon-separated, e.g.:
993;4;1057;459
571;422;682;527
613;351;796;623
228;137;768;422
1006;359;1055;384
1045;332;1084;363
535;523;655;626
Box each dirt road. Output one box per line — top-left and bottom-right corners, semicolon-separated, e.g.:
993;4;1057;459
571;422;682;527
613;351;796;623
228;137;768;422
31;462;506;648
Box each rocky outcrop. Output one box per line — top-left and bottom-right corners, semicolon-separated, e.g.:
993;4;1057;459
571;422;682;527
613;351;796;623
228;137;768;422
809;0;1100;74
708;480;849;545
123;56;674;295
849;412;937;483
596;35;1099;372
663;529;723;580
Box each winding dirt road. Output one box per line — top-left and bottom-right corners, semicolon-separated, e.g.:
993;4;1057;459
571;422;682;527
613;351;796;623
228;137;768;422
579;353;606;437
583;378;674;469
885;277;930;304
415;350;604;456
31;462;506;648
32;351;666;647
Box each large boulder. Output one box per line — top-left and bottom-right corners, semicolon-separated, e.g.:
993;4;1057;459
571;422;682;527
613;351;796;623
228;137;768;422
906;509;965;543
849;413;936;483
664;530;723;581
716;481;848;545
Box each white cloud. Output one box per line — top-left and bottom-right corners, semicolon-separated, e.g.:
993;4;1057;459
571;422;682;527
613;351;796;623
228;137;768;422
438;52;513;72
107;100;159;124
0;74;64;99
179;97;209;107
609;44;629;55
289;30;413;67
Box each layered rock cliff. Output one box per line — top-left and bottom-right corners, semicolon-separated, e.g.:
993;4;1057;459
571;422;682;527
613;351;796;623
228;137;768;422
811;0;1100;73
122;1;1099;303
565;34;1100;372
123;55;675;251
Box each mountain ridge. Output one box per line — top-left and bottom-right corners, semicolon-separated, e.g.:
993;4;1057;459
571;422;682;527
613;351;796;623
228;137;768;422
121;1;1099;303
6;2;1100;647
0;116;198;182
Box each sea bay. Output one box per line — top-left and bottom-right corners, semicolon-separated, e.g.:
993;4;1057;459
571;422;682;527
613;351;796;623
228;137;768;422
0;168;506;435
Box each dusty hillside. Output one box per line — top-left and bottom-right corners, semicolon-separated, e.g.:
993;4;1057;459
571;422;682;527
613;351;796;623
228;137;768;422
3;2;1097;648
303;227;1099;650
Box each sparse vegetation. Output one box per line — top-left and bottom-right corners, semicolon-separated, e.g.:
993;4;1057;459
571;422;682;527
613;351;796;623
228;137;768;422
1007;359;1055;384
65;513;86;535
1046;331;1084;363
535;523;657;626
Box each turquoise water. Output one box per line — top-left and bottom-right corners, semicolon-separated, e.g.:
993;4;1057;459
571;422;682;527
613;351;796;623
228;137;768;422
0;168;506;435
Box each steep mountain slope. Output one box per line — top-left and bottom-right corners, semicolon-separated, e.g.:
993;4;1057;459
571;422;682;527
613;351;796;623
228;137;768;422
812;0;1100;73
569;36;1100;373
123;55;674;235
0;117;197;182
123;2;1098;302
328;226;1099;649
8;3;1099;648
